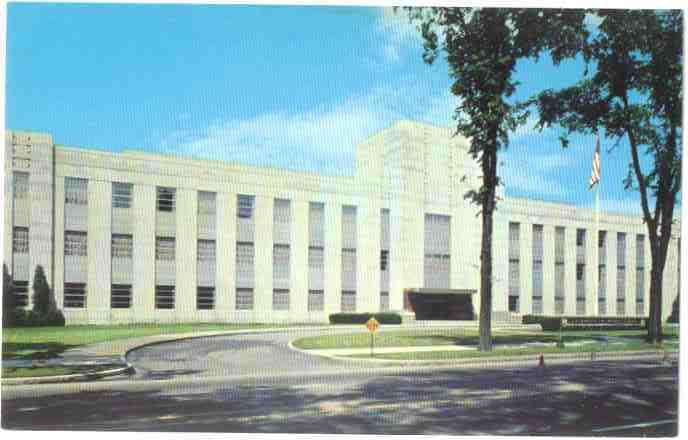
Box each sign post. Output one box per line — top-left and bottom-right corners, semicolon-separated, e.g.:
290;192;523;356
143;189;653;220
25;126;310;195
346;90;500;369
366;317;380;357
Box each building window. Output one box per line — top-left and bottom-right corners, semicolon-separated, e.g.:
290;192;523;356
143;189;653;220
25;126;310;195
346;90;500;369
341;290;356;312
236;242;254;287
13;227;29;253
273;289;290;311
64;282;87;308
309;202;325;246
508;296;519;313
309;247;324;268
156;237;175;260
112;182;133;208
273;198;291;245
617;232;627;316
65;231;87;256
555;226;565;315
532;225;543;314
424;214;451;289
111;234;133;258
13;172;29;200
156;187;175;212
237;194;254;219
197;286;215;310
198;191;216;215
576;263;585;281
65;177;88;205
273;244;290;286
576;229;586;246
155;285;175;309
380;291;389;312
111;284;132;309
13;281;29;307
236;288;254;310
308;290;324;311
636;234;645;315
508;222;520;313
197;240;216;261
380;250;389;271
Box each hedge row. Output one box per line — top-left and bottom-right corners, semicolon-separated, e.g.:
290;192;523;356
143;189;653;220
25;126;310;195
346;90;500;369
11;308;66;327
522;315;647;331
329;312;402;325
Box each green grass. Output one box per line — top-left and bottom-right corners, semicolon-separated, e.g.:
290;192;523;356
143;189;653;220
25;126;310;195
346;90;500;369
345;341;673;361
2;322;311;361
2;364;124;379
292;326;679;351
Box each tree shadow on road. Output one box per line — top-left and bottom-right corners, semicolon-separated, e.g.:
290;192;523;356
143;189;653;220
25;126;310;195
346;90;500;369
2;361;678;436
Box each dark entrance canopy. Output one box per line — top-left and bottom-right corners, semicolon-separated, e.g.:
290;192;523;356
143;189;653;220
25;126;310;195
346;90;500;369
404;289;477;320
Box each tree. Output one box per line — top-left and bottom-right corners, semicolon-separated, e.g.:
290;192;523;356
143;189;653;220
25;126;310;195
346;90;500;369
531;10;682;343
3;263;15;327
404;7;586;350
32;265;52;316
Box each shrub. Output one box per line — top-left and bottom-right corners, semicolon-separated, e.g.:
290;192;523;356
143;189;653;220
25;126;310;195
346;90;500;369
3;263;16;327
329;312;402;325
32;265;52;315
522;315;648;331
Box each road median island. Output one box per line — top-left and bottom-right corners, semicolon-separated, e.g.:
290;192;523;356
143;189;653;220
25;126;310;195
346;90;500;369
290;326;679;364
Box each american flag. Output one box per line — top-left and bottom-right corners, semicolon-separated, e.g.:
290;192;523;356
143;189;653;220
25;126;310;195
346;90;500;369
589;137;601;190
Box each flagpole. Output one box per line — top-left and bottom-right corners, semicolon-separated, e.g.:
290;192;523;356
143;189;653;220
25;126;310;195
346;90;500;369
594;144;601;317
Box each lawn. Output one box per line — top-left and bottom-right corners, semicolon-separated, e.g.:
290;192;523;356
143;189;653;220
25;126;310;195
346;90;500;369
2;322;310;361
292;326;679;351
2;363;124;379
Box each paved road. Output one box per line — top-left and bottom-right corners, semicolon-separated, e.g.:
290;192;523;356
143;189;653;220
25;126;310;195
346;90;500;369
2;329;679;435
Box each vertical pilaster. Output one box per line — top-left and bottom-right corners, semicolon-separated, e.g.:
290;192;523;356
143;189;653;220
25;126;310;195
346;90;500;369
491;216;509;314
324;198;342;314
586;227;598;316
133;184;156;321
29;137;55;295
291;199;309;320
627;233;637;316
3;134;13;280
215;191;236;320
357;199;380;313
564;227;577;315
176;188;197;321
520;222;533;314
87;180;111;323
54;177;65;310
542;224;556;315
253;194;273;321
606;230;618;316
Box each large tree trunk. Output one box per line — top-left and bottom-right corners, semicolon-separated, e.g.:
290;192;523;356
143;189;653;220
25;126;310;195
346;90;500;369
479;146;498;352
647;251;667;343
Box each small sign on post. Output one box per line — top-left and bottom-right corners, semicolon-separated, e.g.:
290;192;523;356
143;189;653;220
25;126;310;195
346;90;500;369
366;317;380;357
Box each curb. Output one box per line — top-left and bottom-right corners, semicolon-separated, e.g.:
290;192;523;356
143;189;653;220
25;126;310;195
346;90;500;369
288;338;679;367
1;363;135;386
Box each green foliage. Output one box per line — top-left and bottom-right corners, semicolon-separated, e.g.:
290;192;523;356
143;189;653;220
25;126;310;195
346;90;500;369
529;10;682;343
328;312;402;325
32;265;52;315
3;263;16;327
403;7;587;351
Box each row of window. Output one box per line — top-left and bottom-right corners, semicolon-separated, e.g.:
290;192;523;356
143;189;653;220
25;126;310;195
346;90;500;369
509;223;648;315
46;283;392;312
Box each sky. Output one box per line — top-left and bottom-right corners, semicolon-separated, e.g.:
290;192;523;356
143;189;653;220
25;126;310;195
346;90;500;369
5;2;675;217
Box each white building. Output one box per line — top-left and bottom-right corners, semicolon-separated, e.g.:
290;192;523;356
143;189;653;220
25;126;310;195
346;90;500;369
4;121;680;325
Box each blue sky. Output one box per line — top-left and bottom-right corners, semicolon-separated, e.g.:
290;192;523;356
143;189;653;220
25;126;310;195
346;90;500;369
6;3;667;216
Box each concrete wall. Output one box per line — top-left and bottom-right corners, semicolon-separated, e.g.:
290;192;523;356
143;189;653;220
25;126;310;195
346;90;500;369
3;121;681;324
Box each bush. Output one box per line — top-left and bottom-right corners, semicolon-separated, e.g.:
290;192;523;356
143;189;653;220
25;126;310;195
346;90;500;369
329;312;402;325
7;265;66;328
3;263;15;327
13;308;66;327
522;315;648;331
